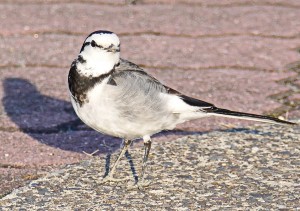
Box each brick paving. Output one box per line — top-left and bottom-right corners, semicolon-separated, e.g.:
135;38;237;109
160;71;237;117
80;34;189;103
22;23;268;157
0;0;299;205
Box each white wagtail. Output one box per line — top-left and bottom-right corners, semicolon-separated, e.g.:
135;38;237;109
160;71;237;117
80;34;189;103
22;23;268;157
68;30;296;186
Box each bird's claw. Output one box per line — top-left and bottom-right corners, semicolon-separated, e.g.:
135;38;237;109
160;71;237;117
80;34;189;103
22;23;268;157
127;180;151;190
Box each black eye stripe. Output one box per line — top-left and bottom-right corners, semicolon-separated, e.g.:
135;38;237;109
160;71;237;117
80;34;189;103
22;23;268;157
91;40;104;48
81;40;120;52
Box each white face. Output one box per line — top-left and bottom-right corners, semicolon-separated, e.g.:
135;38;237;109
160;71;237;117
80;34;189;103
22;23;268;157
84;33;120;52
78;31;121;77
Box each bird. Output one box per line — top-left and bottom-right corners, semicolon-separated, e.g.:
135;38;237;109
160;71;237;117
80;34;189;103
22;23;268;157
68;30;296;187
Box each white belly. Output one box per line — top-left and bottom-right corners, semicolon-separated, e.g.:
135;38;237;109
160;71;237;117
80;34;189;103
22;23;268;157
70;80;180;140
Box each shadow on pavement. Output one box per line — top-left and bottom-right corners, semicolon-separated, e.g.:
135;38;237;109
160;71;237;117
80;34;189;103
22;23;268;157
1;78;199;154
3;77;273;182
2;78;266;155
2;77;122;154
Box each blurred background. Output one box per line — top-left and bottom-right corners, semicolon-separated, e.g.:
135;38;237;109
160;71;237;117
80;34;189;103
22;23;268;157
0;0;299;197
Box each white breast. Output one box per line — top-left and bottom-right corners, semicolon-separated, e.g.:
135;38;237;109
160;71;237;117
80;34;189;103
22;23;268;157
70;78;208;140
72;84;178;140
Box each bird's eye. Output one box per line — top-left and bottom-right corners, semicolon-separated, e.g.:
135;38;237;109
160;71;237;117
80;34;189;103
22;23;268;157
91;40;96;47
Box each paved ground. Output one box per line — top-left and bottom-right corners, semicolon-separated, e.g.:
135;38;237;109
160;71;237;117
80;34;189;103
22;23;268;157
0;0;299;208
1;123;299;210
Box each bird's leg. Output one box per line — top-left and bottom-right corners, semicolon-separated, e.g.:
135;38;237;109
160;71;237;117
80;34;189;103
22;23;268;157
137;136;152;187
102;139;132;182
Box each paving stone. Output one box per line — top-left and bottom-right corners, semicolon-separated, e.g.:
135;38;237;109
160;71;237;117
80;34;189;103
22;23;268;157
0;131;89;167
1;0;299;6
142;0;300;7
0;0;125;3
289;110;300;119
288;93;300;101
0;34;299;71
149;68;295;112
0;4;299;37
121;36;300;71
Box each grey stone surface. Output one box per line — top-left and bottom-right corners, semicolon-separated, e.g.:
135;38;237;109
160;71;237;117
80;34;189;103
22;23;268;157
0;122;299;210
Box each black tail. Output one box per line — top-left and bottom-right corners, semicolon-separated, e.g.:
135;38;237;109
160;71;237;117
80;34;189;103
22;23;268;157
204;107;296;125
178;94;296;125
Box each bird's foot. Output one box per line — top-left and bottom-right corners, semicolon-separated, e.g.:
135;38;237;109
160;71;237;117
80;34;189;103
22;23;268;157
127;180;151;190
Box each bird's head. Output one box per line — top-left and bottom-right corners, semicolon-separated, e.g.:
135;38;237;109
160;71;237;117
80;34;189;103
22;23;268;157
77;30;120;77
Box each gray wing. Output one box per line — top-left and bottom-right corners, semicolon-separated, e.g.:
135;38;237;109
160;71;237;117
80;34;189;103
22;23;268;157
103;59;216;134
104;62;171;124
111;58;215;109
116;58;144;71
111;59;168;94
109;67;167;100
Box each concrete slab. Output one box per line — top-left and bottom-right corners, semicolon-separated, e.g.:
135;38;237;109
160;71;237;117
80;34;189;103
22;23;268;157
1;122;299;209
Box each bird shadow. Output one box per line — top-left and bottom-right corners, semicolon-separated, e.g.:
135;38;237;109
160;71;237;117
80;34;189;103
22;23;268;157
2;77;210;154
2;77;121;154
2;77;268;151
2;77;267;179
1;78;198;180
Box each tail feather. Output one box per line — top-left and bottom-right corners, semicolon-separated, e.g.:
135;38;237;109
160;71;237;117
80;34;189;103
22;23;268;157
203;107;296;125
178;94;296;125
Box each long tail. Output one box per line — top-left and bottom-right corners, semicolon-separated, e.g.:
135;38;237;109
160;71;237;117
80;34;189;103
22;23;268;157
178;94;296;125
204;107;296;125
